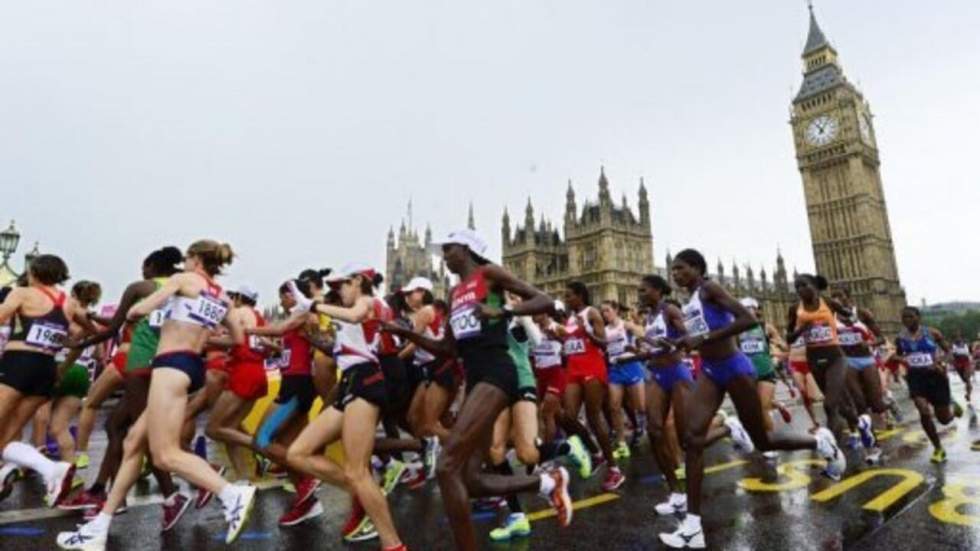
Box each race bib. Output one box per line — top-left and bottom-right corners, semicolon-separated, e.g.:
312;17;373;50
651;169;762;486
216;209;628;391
740;339;766;355
564;338;586;355
450;307;481;341
607;339;627;358
25;322;68;350
838;330;864;347
805;325;833;345
248;335;263;351
148;308;168;329
906;352;933;368
191;296;228;328
683;313;709;337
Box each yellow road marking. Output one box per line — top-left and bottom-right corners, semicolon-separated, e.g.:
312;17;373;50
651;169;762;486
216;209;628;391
811;468;924;512
527;493;620;522
705;459;748;474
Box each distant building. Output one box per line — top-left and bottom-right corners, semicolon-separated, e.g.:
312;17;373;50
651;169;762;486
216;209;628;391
501;167;801;333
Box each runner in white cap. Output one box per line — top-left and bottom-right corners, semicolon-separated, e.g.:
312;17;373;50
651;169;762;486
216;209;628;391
283;264;406;550
384;229;573;551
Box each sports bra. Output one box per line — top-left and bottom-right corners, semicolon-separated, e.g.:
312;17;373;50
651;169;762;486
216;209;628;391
10;287;71;351
645;307;681;356
796;299;838;347
166;277;229;330
682;286;733;337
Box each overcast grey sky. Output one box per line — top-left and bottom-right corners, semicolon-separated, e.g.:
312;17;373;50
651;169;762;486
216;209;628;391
2;1;978;307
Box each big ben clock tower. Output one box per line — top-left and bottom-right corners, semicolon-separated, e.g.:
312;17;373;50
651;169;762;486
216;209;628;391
790;4;906;334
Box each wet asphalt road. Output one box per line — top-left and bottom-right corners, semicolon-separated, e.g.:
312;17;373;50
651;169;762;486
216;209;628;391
2;379;980;550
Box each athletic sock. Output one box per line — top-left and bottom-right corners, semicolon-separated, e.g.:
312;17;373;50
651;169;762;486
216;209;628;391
217;483;239;506
538;472;556;496
2;441;57;481
89;512;112;532
493;462;523;513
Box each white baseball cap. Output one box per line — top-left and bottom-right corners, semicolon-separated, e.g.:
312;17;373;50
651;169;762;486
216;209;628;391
326;262;378;284
401;276;434;294
433;229;490;264
235;285;259;303
740;297;759;309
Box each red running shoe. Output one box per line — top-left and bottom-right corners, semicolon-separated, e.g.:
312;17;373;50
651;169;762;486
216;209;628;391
545;467;573;528
341;496;368;539
279;496;324;526
601;467;626;491
195;464;227;509
58;488;106;511
161;492;192;532
294;476;321;505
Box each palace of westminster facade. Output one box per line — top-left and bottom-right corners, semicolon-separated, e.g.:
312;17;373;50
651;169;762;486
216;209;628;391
386;6;907;334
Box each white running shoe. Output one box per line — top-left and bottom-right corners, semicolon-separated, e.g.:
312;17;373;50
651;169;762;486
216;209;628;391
725;417;755;454
654;492;688;516
762;451;780;461
46;462;75;508
56;522;108;551
223;484;257;544
857;414;877;450
815;428;846;481
659;516;706;549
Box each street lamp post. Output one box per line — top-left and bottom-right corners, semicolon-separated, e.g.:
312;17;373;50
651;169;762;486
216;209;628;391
0;220;20;261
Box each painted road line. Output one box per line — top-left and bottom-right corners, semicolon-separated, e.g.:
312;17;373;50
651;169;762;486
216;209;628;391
526;493;620;522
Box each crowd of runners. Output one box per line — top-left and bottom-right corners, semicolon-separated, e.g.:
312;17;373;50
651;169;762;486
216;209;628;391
0;230;977;550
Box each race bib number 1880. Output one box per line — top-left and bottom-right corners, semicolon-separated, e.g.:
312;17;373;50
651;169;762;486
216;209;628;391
192;296;228;328
450;307;481;340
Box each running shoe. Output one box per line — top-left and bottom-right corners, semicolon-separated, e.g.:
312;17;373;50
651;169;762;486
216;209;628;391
56;521;108;551
952;401;964;418
381;460;407;496
75;453;90;470
341;496;369;540
423;437;441;480
279;497;324;526
222;484;257;544
654;492;687;516
674;466;686;481
59;488;107;511
857;414;877;450
566;435;592;479
601;467;626;491
815;428;846;481
489;513;531;541
659;516;706;549
294;476;322;505
725;417;755;454
161;492;191;532
543;466;572;528
344;518;379;542
865;447;883;465
195;464;226;509
402;467;426;490
0;463;19;501
613;441;630;460
762;451;780;461
46;462;76;508
845;433;861;450
930;448;947;464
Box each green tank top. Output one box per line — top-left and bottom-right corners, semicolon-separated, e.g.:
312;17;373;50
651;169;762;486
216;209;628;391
125;277;168;372
507;323;536;391
739;324;775;378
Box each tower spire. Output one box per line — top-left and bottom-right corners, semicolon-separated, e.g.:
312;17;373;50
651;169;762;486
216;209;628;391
803;1;831;56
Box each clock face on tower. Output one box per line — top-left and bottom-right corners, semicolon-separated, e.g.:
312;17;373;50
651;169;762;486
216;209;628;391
859;113;872;143
805;115;839;146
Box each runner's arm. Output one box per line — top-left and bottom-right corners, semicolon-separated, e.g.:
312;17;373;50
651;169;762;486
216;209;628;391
76;281;153;348
0;288;25;325
247;310;309;337
127;275;184;321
